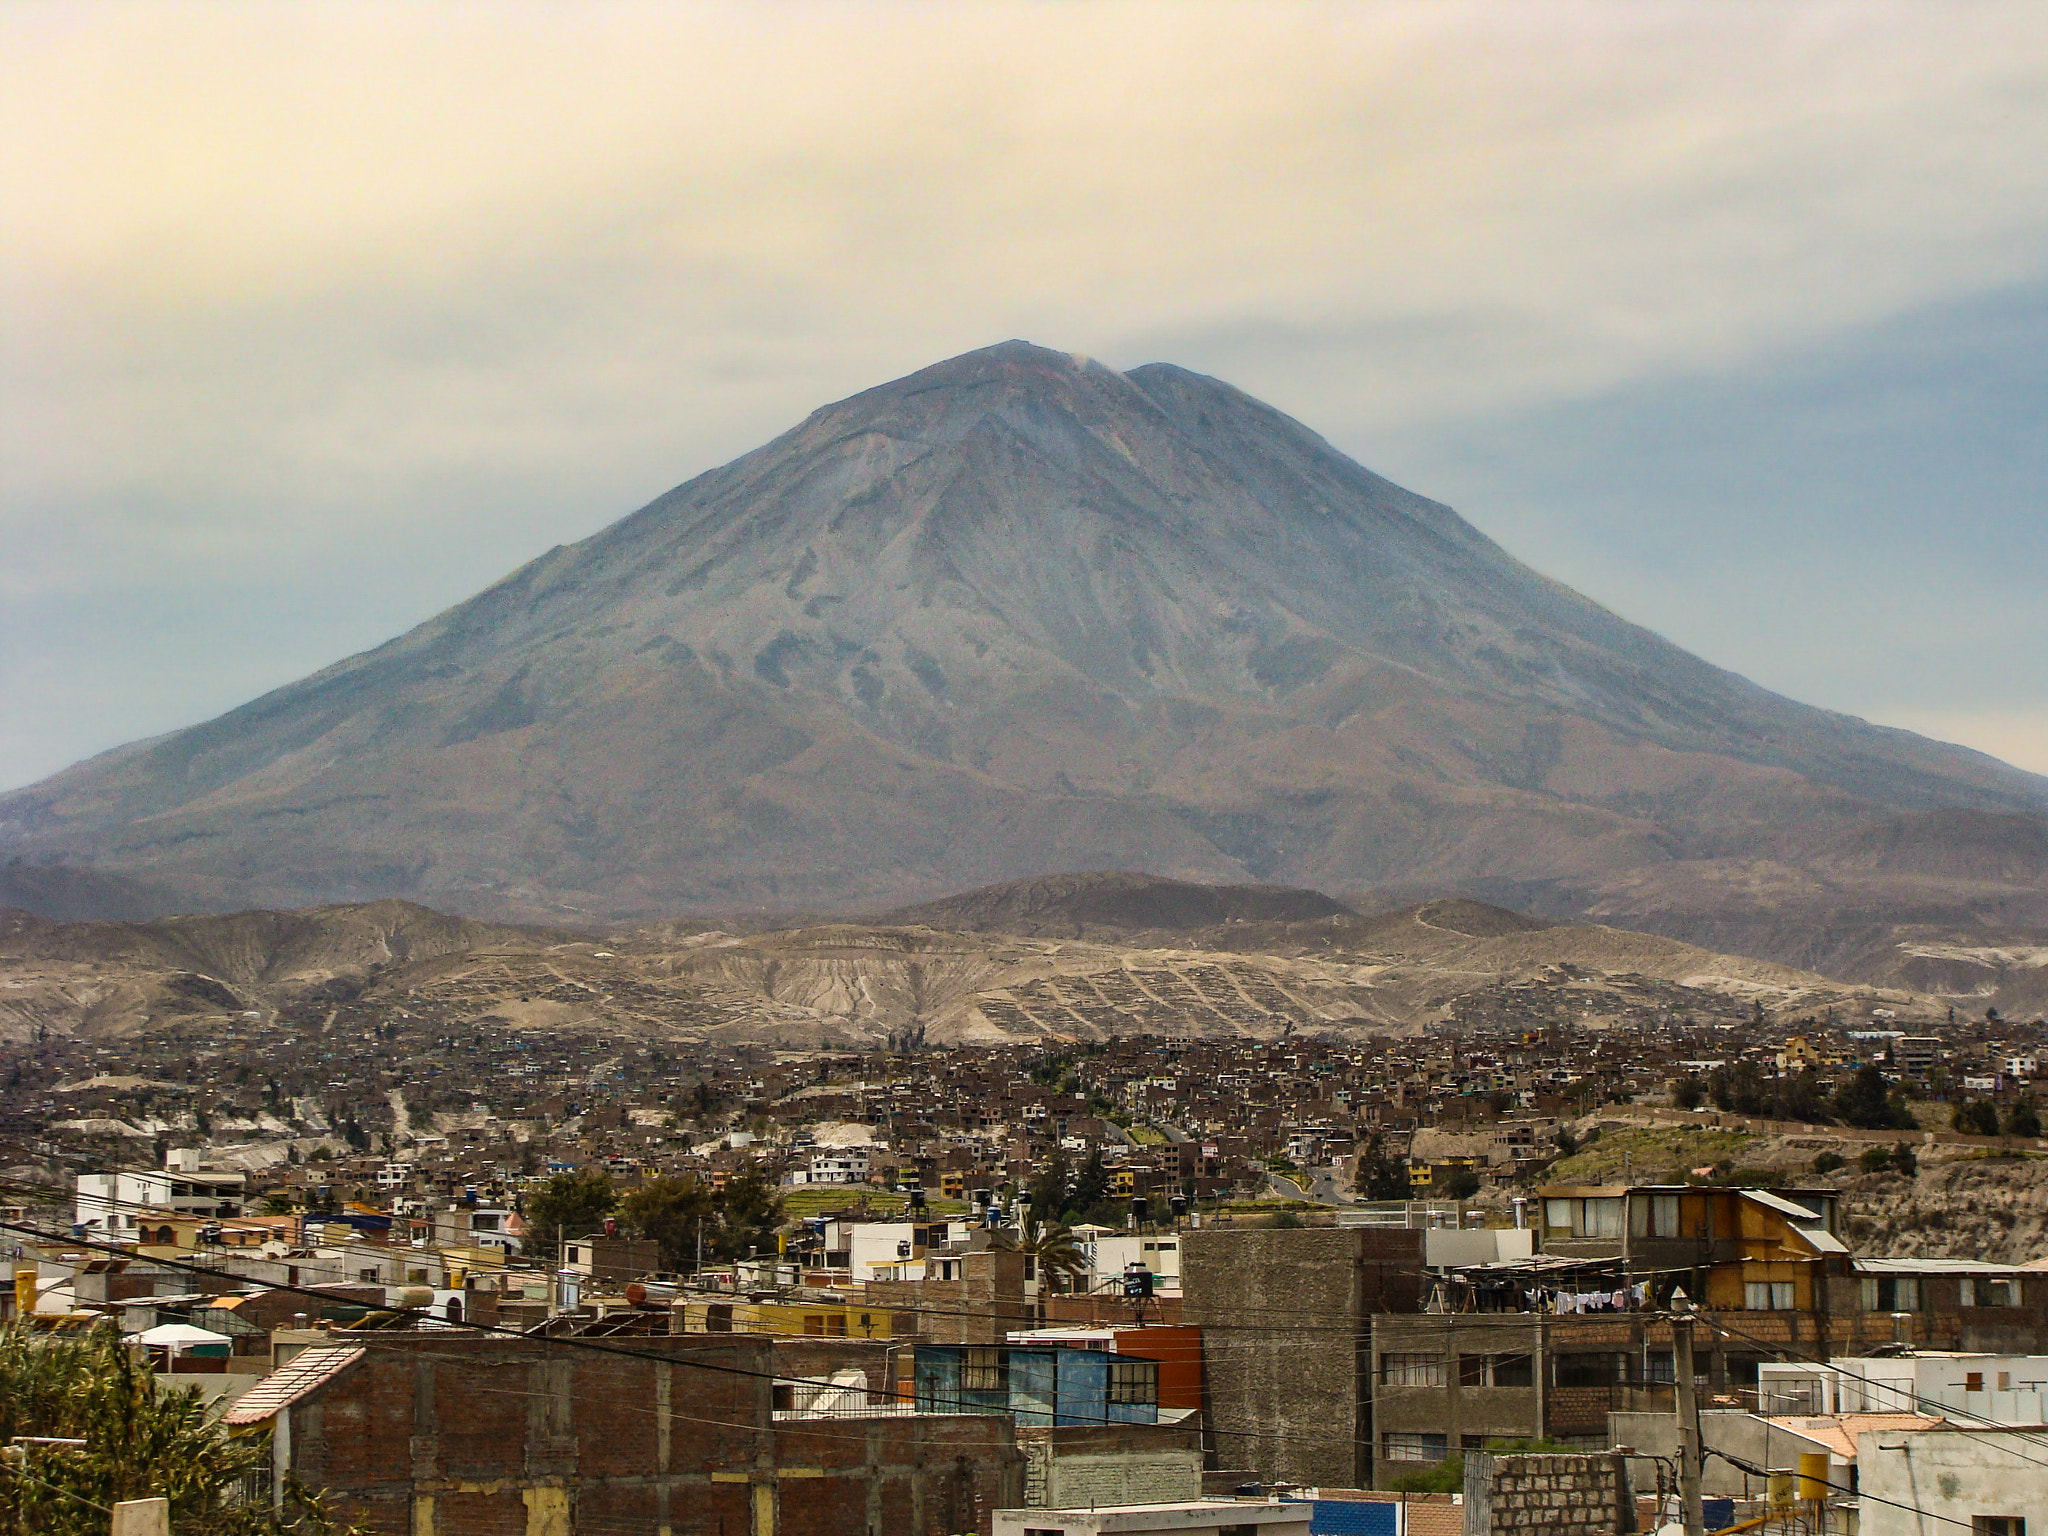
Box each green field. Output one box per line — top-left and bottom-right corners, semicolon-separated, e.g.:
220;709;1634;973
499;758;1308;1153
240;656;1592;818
1546;1126;1756;1184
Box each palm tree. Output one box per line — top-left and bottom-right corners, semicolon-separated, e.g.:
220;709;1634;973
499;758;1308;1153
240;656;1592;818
0;1320;344;1534
992;1216;1088;1292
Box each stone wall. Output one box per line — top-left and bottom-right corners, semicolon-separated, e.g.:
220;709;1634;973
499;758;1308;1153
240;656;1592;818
1461;1452;1633;1536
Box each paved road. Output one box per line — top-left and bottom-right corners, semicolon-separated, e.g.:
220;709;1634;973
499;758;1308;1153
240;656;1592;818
1266;1170;1344;1206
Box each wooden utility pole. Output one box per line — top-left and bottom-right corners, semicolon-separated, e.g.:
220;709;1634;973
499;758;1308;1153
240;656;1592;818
1672;1315;1705;1536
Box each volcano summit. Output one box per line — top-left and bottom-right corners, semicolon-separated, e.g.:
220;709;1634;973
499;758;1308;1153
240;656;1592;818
6;342;2044;962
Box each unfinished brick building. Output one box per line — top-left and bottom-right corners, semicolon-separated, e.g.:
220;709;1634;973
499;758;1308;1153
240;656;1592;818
225;1330;1024;1535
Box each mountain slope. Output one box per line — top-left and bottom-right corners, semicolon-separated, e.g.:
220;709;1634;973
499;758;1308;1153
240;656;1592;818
0;890;1946;1049
878;870;1353;939
3;341;2043;950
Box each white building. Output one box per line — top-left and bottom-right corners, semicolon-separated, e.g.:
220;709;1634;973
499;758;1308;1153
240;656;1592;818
1758;1351;2048;1422
1078;1232;1183;1295
1857;1422;2044;1536
790;1148;872;1186
813;1219;959;1281
75;1167;246;1237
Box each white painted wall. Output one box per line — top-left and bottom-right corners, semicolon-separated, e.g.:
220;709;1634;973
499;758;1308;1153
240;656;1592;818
1857;1425;2048;1536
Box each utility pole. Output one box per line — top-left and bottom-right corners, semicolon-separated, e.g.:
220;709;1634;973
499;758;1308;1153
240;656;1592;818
1672;1315;1705;1536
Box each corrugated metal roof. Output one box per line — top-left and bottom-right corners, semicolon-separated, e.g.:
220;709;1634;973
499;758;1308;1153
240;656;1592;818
1856;1258;2030;1275
219;1346;365;1426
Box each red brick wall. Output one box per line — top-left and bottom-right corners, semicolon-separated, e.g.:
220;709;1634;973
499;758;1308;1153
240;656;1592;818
288;1331;1023;1535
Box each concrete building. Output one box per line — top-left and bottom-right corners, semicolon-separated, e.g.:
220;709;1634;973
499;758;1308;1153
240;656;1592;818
1015;1423;1205;1509
1757;1349;2048;1420
1856;1421;2048;1536
1181;1225;1425;1490
1370;1314;1544;1474
792;1148;872;1185
75;1167;247;1237
1608;1406;1937;1502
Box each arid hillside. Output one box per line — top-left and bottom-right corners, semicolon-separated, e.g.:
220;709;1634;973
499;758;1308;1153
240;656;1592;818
0;882;1946;1049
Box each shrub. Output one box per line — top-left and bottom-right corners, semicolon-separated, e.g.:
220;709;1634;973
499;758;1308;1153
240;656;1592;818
2004;1096;2043;1139
1812;1152;1845;1174
1953;1099;2001;1137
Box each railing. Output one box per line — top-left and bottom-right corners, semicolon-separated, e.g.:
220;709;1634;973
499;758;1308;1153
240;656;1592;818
774;1398;924;1419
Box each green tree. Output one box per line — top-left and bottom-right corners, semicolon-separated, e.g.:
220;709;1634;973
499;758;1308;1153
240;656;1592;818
1953;1099;2001;1137
1436;1167;1482;1200
619;1174;718;1272
990;1216;1087;1290
2003;1095;2042;1139
1835;1066;1915;1130
710;1170;783;1261
1672;1076;1706;1111
1355;1131;1411;1202
0;1321;342;1535
1812;1152;1845;1175
1026;1149;1072;1221
521;1168;617;1256
1068;1148;1111;1219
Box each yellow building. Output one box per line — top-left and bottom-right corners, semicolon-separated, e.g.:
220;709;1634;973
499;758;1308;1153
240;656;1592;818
675;1295;901;1339
1537;1183;1848;1313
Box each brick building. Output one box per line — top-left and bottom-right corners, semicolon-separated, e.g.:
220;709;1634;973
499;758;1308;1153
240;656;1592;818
1180;1225;1425;1488
225;1330;1024;1535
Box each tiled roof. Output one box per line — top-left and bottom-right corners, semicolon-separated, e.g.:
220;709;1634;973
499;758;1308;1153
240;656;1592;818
220;1346;366;1426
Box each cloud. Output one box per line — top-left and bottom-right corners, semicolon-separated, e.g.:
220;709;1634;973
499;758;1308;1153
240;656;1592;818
5;0;2048;786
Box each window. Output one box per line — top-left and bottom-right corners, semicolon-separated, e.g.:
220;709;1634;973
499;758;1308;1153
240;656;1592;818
1381;1432;1448;1462
1381;1352;1448;1386
1861;1276;1922;1312
1966;1373;1985;1392
1644;1351;1675;1384
1973;1519;2025;1536
961;1348;1006;1393
1631;1193;1682;1238
1109;1358;1158;1405
1962;1278;2018;1308
1746;1281;1796;1311
1554;1354;1624;1388
1544;1198;1573;1231
1580;1198;1623;1238
1456;1354;1533;1388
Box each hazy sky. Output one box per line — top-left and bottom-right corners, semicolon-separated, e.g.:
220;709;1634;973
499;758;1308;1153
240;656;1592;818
7;1;2048;791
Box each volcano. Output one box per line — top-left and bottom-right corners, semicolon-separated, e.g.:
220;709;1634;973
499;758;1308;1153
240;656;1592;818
6;341;2044;959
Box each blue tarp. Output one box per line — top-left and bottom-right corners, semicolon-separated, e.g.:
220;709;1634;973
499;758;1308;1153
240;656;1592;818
1292;1499;1398;1535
